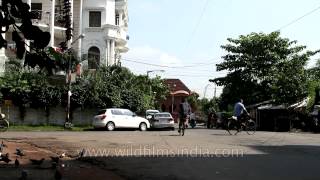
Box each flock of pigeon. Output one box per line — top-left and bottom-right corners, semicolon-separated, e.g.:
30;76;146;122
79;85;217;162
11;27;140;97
0;140;83;180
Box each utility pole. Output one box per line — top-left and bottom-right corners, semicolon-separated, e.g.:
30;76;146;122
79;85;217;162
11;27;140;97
65;34;85;128
214;83;217;98
203;84;211;99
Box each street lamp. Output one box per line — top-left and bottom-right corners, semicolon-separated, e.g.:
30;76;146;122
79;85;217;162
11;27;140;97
71;34;85;46
170;83;176;113
146;69;165;77
203;83;216;99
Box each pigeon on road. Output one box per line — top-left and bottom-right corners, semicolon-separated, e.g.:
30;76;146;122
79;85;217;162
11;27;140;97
1;141;7;148
50;156;60;163
16;148;25;157
15;158;20;167
0;154;11;163
59;152;66;158
29;158;45;166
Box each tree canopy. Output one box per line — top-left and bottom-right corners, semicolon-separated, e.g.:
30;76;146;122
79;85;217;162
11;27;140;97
211;31;319;110
0;0;73;74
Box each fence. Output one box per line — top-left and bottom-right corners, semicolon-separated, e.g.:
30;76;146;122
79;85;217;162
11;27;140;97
0;105;96;126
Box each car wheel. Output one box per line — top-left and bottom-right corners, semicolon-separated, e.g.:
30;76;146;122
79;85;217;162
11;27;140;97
106;122;115;131
139;122;147;131
170;127;175;131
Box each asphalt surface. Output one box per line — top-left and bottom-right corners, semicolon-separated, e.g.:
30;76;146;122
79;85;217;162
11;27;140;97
1;128;320;180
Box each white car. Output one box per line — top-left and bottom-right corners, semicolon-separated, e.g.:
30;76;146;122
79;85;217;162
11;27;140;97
145;109;160;119
92;108;151;131
148;112;175;130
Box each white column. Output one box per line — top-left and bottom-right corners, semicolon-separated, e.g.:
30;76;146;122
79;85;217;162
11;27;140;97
50;0;55;47
0;33;6;75
111;40;115;65
26;0;31;8
120;12;123;26
106;39;110;66
66;0;73;48
70;0;74;42
78;0;83;59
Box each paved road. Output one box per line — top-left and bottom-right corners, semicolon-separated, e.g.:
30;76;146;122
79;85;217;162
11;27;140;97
1;128;320;180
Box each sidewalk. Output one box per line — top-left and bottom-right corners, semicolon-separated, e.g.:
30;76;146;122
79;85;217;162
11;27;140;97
0;140;124;180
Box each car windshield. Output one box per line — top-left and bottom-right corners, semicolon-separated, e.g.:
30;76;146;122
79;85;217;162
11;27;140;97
97;109;106;115
146;110;160;115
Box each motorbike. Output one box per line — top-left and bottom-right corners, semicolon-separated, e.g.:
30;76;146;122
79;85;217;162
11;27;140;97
188;113;197;128
0;113;9;132
189;118;196;128
311;117;320;132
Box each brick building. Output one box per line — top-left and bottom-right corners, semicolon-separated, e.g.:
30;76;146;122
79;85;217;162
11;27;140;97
161;79;191;122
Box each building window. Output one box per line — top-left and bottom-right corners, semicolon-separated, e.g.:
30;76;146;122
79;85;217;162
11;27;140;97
88;46;100;69
89;11;101;27
31;3;42;20
115;14;120;25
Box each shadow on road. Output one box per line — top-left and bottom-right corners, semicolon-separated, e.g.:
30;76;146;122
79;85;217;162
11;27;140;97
84;128;145;132
210;133;231;136
76;145;320;180
166;134;181;137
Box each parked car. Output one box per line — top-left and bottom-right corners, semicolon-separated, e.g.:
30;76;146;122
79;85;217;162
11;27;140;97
148;112;175;130
145;109;160;119
92;108;150;131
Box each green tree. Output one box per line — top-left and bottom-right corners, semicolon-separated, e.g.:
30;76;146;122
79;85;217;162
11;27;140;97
199;98;220;115
0;62;63;121
306;59;320;110
0;0;74;73
0;63;170;119
0;63;32;119
211;32;319;109
71;66;169;114
186;92;200;112
149;76;169;110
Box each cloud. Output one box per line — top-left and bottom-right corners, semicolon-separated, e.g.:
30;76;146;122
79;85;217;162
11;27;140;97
123;46;182;67
122;45;222;98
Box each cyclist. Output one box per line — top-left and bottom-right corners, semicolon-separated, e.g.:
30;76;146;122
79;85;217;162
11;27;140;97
234;99;248;128
178;98;191;136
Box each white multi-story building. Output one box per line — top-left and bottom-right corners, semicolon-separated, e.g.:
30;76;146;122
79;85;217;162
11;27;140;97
0;0;129;72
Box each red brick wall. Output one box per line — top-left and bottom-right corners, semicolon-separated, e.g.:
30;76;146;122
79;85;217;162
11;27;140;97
160;95;187;122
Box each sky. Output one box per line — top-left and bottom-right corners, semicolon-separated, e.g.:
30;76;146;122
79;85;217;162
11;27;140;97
122;0;320;99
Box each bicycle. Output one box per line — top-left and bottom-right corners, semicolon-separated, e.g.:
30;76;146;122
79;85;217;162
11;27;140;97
178;115;189;136
226;114;256;135
0;113;9;132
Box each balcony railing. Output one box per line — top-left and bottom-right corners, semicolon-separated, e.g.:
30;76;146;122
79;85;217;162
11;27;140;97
13;10;66;28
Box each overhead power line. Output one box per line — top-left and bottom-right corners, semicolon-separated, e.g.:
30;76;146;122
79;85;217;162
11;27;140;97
277;4;320;31
123;56;222;65
122;58;217;69
183;0;210;52
133;69;218;74
165;74;215;78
